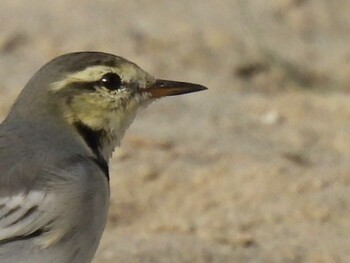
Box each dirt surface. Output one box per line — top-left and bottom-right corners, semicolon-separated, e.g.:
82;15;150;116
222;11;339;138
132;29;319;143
0;1;350;262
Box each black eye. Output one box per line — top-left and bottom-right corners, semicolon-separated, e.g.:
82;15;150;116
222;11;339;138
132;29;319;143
100;73;122;90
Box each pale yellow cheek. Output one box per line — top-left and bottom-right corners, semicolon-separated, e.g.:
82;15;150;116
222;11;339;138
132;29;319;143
63;94;114;129
109;102;139;131
75;111;107;129
63;92;144;133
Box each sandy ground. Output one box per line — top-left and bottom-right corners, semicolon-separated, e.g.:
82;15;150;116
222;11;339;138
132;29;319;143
0;1;350;262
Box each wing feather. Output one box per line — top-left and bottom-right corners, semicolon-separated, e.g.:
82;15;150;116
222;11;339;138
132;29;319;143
0;191;55;242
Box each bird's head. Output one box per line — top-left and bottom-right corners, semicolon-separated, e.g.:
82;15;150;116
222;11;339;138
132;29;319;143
7;52;206;160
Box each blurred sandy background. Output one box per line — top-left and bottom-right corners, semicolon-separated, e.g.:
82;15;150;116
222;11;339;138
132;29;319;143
1;1;350;262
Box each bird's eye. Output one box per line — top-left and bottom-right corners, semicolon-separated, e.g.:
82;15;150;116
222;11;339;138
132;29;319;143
100;73;122;90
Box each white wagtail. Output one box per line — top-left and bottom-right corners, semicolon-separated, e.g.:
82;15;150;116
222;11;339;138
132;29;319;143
0;52;206;263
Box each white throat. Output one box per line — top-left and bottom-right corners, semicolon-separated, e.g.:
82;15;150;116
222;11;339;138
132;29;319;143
98;96;153;161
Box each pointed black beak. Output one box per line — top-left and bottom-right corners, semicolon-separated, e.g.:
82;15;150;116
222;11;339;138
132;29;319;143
145;79;207;98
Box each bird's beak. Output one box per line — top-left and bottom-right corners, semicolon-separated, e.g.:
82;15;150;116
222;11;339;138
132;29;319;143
145;79;207;98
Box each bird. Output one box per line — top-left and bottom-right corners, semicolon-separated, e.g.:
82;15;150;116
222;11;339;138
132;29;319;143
0;51;206;263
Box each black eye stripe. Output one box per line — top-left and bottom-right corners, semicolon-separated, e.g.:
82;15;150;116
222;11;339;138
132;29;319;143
61;73;123;93
63;81;97;92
